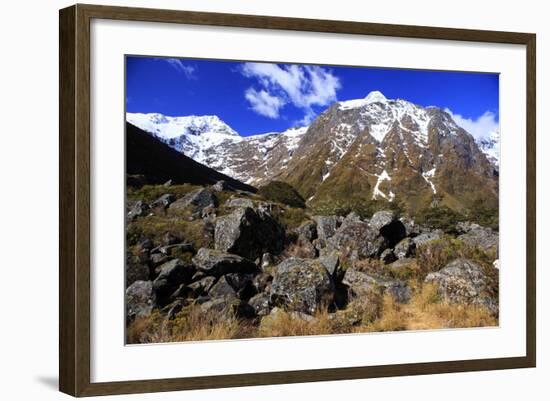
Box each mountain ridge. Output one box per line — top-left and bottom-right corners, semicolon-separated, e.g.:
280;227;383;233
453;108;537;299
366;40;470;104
126;91;499;214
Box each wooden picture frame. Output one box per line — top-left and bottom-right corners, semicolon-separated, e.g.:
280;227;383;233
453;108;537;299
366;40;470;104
59;3;536;397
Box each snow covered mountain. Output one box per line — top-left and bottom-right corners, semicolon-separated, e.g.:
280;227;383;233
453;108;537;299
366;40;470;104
476;129;500;167
126;112;308;184
127;91;499;213
274;91;498;212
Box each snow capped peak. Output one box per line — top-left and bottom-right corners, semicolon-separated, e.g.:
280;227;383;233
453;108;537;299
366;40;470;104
126;112;239;139
364;90;388;104
338;90;388;110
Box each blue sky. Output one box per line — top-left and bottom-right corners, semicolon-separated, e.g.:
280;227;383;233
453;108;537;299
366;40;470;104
126;56;499;139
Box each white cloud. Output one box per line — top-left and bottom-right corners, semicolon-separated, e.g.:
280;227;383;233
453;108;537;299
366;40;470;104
240;62;340;123
445;108;499;141
165;59;196;79
244;88;286;119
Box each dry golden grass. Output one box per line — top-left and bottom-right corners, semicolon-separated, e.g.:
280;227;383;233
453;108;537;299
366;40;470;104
127;306;251;344
127;284;497;343
258;308;333;338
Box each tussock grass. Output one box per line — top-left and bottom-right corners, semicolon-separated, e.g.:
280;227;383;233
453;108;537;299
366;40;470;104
415;236;497;279
258;308;333;338
126;306;252;344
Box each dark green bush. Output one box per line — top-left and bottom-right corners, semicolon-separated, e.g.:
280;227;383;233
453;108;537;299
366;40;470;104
257;181;306;208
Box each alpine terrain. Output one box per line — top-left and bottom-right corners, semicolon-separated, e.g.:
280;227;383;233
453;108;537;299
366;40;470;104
127;91;499;215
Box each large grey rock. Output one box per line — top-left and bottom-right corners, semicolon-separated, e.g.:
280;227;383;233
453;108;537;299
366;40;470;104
212;180;230;192
399;216;420;237
151;193;175;209
126;280;155;322
319;250;340;276
214;207;285;260
312;215;340;243
458;227;499;252
169;188;217;213
369;210;407;246
248;293;271;317
225;197;254;209
152;259;196;306
270;258;335;314
327;220;386;258
295;220;317;242
192;248;258;277
394;237;415;259
412;229;443;247
369;210;396;232
424;258;498;315
343;269;411;304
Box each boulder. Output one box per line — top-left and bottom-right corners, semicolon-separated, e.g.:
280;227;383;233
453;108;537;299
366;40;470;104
327;220;386;259
248;293;271;317
225;197;254;209
269;258;335;314
126;280;155;322
169;188;217;213
458;227;498;252
369;210;396;232
153;242;194;257
161;299;186;320
200;297;255;319
252;272;273;293
151;193;175;209
295;220;317;242
319;250;340;277
399;216;420;237
312;215;340;243
208;276;238;299
192;248;258;277
343;269;410;303
370;210;407;247
186;275;217;297
212;180;230;192
127;200;149;221
394;237;415;259
152;259;196;306
214;207;285;260
149;253;170;270
424;258;498;315
412;229;443;247
456;221;481;234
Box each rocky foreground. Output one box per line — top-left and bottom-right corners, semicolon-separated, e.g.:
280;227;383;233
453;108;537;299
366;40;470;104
125;180;499;343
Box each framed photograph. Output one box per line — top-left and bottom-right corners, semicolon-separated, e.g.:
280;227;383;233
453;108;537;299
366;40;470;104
59;4;536;397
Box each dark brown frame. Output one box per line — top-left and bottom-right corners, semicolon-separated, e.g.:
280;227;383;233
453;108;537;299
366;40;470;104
59;3;536;397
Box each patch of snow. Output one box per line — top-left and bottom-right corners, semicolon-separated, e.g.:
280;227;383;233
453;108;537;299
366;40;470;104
372;170;392;200
422;167;437;194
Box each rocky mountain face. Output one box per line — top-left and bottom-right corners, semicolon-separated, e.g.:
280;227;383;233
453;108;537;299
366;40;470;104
127;91;499;214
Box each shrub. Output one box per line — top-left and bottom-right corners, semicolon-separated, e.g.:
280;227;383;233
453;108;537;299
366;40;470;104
415;206;466;233
257;181;306;208
274;207;310;230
